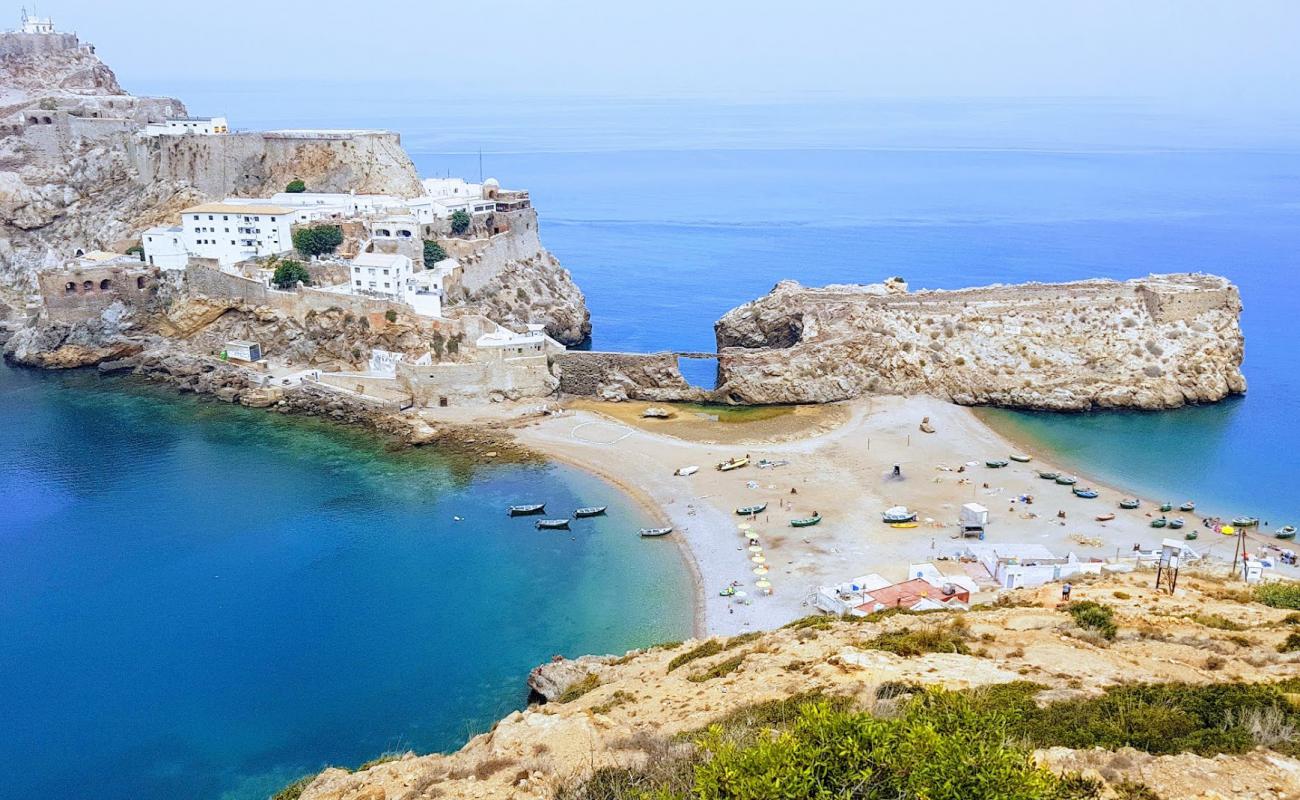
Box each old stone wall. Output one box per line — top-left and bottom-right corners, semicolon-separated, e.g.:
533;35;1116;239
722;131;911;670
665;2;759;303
38;263;158;323
184;262;407;321
550;351;710;402
399;351;556;406
1137;283;1236;324
0;32;81;58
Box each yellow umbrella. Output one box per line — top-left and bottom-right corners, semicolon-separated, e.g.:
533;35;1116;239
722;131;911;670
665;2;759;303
748;545;764;552
753;565;769;575
1221;525;1236;535
755;578;772;588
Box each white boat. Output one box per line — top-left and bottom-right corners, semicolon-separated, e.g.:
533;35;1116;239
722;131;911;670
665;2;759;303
639;527;673;537
882;505;918;524
675;465;699;476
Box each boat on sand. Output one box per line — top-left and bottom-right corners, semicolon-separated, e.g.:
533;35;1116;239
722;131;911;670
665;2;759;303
736;503;768;516
1073;487;1099;499
1119;498;1140;510
1055;475;1078;486
1095;513;1115;522
717;457;749;471
882;506;917;524
1276;526;1297;540
1038;471;1060;480
674;465;699;477
1151;517;1168;528
986;459;1009;468
790;513;822;527
1009;453;1032;463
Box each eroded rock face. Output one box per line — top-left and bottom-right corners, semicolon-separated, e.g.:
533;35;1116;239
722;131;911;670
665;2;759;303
460;251;591;346
713;275;1246;410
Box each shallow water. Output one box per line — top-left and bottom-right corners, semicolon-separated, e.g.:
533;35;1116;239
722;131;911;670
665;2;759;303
0;363;691;799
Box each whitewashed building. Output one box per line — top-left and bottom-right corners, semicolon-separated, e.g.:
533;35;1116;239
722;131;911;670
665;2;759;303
139;225;188;270
143;116;230;136
350;252;412;301
175;203;294;266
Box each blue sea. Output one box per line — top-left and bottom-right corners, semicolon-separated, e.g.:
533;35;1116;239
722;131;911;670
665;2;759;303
6;84;1300;798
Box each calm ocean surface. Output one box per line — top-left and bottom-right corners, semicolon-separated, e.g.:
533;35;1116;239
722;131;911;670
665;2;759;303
0;364;691;799
6;85;1300;797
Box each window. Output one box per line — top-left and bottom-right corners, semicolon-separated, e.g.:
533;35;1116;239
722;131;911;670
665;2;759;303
355;280;361;286
382;269;389;276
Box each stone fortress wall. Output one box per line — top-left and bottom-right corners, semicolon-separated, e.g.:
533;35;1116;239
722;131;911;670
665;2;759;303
0;31;82;58
37;261;159;324
550;351;710;402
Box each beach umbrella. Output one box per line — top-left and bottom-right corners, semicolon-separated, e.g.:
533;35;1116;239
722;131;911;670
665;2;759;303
733;590;747;598
751;555;766;563
737;523;752;531
756;578;772;588
748;545;764;552
753;566;769;575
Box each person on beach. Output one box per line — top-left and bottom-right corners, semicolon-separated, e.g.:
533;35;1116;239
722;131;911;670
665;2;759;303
1062;582;1072;602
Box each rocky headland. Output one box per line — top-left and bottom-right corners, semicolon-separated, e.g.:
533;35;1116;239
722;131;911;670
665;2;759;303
291;570;1300;800
713;274;1246;409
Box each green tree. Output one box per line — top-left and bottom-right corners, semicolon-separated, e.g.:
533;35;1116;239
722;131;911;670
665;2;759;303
423;239;447;265
285;179;306;193
272;259;311;289
449;209;471;235
292;224;344;258
125;245;144;260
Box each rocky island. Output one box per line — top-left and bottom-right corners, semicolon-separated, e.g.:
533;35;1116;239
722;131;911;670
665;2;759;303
713;274;1246;409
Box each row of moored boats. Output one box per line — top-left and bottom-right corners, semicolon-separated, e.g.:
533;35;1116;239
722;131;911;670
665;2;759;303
507;503;672;537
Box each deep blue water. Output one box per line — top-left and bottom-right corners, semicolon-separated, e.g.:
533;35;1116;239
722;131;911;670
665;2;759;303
8;85;1300;798
0;364;691;800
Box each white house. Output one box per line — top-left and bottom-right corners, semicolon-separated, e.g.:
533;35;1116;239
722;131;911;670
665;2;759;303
140;225;188;270
17;10;54;33
350;252;412;301
178;203;294;266
960;542;1100;589
143;117;230;136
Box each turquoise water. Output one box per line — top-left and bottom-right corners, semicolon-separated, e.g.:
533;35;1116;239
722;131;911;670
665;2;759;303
0;363;691;799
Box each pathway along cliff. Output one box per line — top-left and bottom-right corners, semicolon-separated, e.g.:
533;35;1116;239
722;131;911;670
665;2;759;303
712;273;1245;410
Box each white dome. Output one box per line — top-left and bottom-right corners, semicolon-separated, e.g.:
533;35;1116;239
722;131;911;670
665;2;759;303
483;177;500;187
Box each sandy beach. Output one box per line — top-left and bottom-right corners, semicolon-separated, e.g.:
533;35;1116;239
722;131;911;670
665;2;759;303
508;395;1297;636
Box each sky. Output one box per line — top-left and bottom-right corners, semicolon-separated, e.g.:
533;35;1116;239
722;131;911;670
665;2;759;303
26;0;1300;109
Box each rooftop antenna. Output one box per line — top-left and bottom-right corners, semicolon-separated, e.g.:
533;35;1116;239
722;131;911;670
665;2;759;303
478;148;483;183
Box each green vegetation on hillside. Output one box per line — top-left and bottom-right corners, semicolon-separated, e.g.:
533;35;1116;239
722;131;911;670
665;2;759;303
292;224;344;258
285;179;307;193
450;209;471;235
423;239;447;265
1066;600;1118;640
1256;582;1300;610
272;259;311;289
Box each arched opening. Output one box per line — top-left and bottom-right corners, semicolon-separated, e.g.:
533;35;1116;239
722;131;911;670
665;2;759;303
136;276;146;290
75;248;84;256
64;282;77;295
82;280;94;292
27;117;37;125
397;229;412;238
99;279;112;291
375;228;391;237
42;116;52;125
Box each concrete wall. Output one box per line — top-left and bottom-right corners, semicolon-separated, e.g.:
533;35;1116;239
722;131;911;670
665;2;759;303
0;32;80;57
550;351;709;402
399;352;555;406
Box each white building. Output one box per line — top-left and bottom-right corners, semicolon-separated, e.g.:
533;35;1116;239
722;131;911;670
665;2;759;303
267;192;405;222
139;225;188;270
18;10;54;33
143;117;230;136
177;203;294;267
350;252;413;301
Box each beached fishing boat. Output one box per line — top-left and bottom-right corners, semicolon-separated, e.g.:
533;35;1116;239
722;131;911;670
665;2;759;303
1150;517;1168;528
535;518;571;530
1119;498;1140;510
574;506;607;518
1185;531;1198;540
1072;487;1099;499
736;503;768;516
1038;471;1060;480
1232;516;1260;528
719;585;736;597
1095;513;1116;522
1009;453;1032;463
986;459;1009;468
757;458;790;469
639;527;673;537
717;457;749;472
1169;518;1185;529
1055;475;1078;485
790;513;822;527
1179;501;1196;512
1159;502;1173;513
508;503;545;516
1275;526;1297;540
882;506;918;524
675;465;699;477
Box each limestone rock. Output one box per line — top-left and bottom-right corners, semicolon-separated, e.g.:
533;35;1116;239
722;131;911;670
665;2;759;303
714;274;1246;410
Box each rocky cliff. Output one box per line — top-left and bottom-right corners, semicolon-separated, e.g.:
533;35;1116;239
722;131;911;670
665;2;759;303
713;274;1246;410
293;570;1300;800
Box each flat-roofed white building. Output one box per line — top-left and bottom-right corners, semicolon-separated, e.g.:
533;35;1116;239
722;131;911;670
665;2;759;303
267;192;406;222
140;225;188;270
350;252;412;301
180;203;294;266
143;116;230;136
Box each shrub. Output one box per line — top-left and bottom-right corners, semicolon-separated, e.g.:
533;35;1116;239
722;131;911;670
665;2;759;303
422;239;447;265
450;208;471;234
285;179;306;193
667;639;723;672
686;654;745;683
861;619;971;657
125;244;144;259
271;259;311;289
556;672;601;703
1067;601;1118;640
1188;613;1244;631
384;309;397;323
270;775;315;800
1256;582;1300;610
1279;632;1300;653
292;224;344;258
